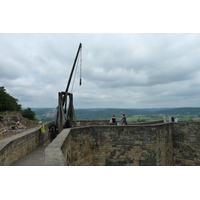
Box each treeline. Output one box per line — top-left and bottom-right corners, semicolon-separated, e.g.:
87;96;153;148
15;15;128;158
154;107;200;115
33;107;200;121
0;86;35;120
0;86;21;111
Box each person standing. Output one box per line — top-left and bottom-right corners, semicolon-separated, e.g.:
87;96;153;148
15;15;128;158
109;115;117;125
121;114;127;125
112;115;117;125
63;118;71;128
48;120;58;143
175;117;179;122
38;121;46;147
164;115;168;123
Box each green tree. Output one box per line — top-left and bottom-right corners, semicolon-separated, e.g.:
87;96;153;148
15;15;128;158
21;107;35;120
0;86;21;111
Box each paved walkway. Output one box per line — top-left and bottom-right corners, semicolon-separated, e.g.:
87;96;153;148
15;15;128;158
12;141;50;166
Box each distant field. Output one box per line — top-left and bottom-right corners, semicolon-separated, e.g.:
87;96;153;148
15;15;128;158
32;107;200;123
118;114;200;123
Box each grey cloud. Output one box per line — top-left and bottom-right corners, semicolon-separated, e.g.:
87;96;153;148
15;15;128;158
1;33;200;108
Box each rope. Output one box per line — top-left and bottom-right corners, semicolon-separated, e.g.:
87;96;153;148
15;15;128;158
70;49;82;93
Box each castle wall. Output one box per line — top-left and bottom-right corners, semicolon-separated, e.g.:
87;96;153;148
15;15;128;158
61;124;173;166
2;119;200;166
0;131;20;140
173;122;200;166
76;120;110;126
0;122;50;166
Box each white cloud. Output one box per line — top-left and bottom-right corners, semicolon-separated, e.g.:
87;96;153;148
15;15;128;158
1;33;200;108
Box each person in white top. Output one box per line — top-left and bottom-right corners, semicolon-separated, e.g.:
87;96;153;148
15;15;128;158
164;115;168;123
174;117;179;122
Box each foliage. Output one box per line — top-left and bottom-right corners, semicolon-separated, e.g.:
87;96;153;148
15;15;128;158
0;86;21;111
21;107;35;120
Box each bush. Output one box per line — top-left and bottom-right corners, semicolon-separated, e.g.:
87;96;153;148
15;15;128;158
0;86;21;111
21;107;35;120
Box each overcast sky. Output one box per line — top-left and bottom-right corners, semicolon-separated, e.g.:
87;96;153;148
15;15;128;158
1;3;200;194
1;33;200;108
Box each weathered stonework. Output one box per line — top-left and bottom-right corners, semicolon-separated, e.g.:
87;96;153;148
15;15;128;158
0;122;50;166
0;131;20;140
76;120;110;126
46;121;200;166
173;122;200;166
2;120;200;166
60;124;173;166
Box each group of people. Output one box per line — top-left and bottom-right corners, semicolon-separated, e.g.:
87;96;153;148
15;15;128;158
164;115;179;123
38;118;72;147
109;114;127;125
38;114;128;146
38;113;182;146
38;120;58;147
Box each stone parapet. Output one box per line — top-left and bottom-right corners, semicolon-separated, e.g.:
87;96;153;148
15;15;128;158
0;122;51;166
172;122;200;166
45;128;69;166
47;123;174;166
46;121;200;166
77;120;110;126
0;131;20;140
2;119;200;166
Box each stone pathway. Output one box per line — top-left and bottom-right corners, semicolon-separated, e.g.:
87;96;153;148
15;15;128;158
12;141;50;166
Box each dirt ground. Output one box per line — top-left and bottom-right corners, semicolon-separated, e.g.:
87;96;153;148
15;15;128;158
0;117;39;140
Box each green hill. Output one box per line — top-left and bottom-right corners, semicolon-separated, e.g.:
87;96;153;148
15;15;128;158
31;107;200;121
154;107;200;115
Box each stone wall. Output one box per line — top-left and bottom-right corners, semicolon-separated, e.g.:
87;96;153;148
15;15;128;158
3;119;200;166
46;121;200;166
45;128;69;166
60;124;173;166
0;122;50;166
173;122;200;166
0;131;20;140
76;120;110;126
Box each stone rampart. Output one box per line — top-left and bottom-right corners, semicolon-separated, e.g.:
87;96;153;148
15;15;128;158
2;119;200;166
45;122;174;166
45;121;200;166
0;122;50;166
0;131;20;140
172;122;200;166
77;120;110;126
45;128;69;166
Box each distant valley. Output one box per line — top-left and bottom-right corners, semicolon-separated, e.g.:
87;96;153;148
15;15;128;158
32;107;200;123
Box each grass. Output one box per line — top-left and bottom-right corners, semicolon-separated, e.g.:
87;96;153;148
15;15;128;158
125;114;200;123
